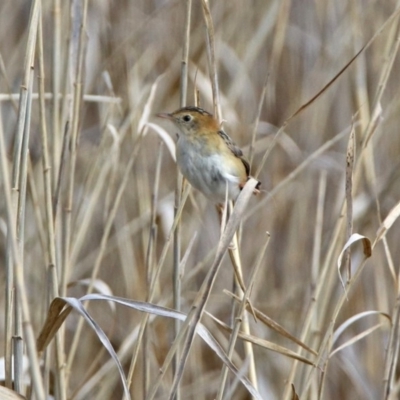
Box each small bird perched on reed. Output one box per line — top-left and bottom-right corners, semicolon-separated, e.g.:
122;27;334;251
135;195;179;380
157;106;261;203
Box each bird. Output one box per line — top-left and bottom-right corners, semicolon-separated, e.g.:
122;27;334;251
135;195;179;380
157;106;261;203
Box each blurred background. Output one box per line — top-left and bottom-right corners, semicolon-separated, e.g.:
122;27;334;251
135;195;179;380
1;0;400;399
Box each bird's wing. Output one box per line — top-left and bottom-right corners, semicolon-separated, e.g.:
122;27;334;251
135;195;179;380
218;130;250;176
218;130;242;157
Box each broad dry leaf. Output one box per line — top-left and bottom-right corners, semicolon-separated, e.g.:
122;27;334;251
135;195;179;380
37;294;262;400
337;233;372;291
68;278;116;312
37;297;131;400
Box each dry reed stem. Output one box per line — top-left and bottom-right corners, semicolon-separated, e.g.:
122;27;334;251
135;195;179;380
216;233;270;399
1;92;45;399
146;179;259;400
3;0;44;397
143;142;163;396
171;3;192;399
201;0;221;120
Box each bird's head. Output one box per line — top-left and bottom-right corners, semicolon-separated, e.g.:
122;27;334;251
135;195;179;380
157;106;218;136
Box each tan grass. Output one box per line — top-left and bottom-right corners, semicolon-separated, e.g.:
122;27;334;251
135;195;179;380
1;1;400;399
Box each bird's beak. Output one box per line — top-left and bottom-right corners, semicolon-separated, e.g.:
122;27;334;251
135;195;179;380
156;112;173;120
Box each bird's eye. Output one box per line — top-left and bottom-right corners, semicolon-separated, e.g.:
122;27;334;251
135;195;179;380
182;115;192;122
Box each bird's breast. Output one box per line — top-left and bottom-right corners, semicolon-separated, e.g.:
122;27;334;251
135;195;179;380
175;136;246;202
